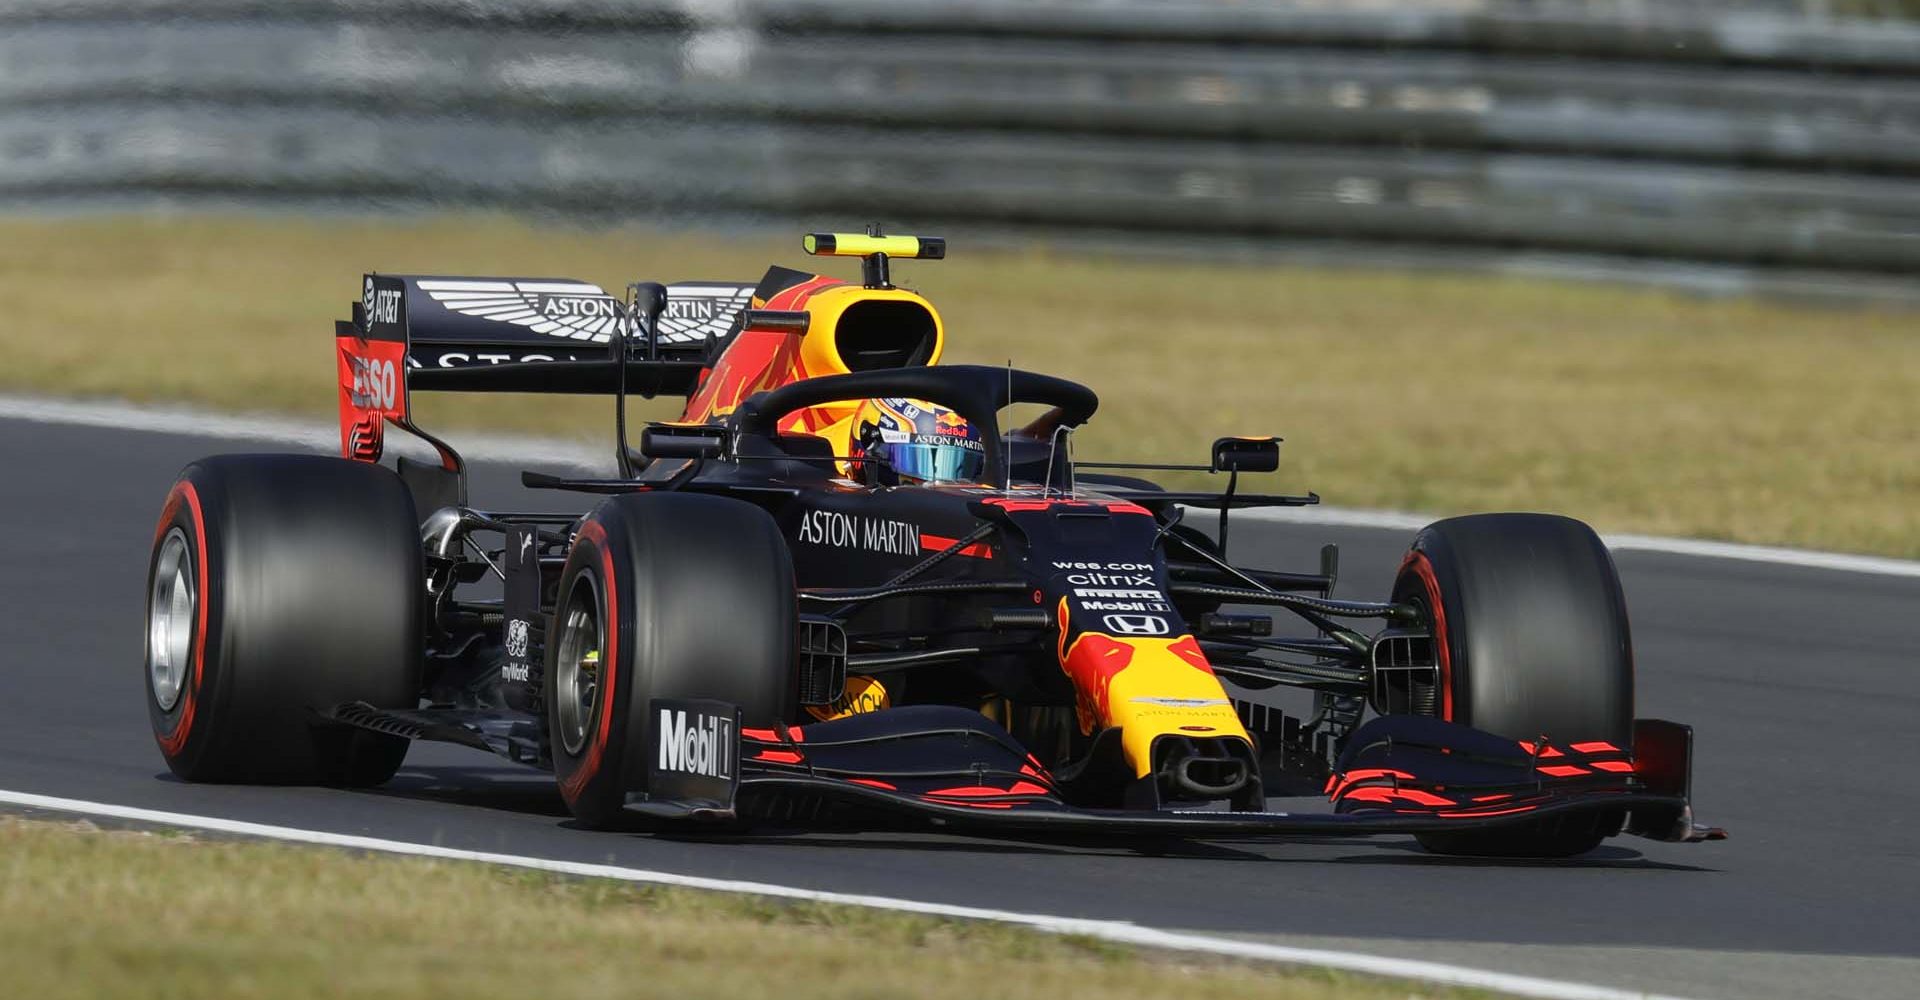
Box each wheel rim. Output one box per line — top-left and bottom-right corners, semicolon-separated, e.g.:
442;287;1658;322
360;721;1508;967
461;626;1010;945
553;574;604;757
148;528;195;712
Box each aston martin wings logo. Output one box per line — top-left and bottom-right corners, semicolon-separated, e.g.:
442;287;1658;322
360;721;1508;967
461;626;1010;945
415;279;631;343
657;283;754;346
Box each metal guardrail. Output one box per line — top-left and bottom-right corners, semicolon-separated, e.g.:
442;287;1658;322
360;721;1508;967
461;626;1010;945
2;1;1918;299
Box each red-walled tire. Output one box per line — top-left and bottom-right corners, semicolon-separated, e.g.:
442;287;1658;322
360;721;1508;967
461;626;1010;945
547;492;796;830
1390;513;1633;858
146;455;420;786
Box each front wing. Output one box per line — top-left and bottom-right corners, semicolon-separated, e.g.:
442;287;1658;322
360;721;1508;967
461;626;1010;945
634;704;1725;844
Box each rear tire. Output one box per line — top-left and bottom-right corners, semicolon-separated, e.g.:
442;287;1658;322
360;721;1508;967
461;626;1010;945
547;493;796;829
1390;513;1633;858
146;455;421;785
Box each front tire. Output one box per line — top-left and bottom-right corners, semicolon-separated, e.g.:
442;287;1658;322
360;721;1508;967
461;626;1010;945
547;493;796;829
1391;513;1634;857
146;455;421;785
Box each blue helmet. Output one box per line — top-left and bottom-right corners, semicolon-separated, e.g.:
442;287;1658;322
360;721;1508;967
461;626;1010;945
847;397;986;485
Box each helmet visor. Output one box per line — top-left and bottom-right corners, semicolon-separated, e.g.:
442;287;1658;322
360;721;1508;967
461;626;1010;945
886;440;985;484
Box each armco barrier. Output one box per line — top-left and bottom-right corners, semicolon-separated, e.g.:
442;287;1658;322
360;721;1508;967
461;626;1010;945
2;1;1917;298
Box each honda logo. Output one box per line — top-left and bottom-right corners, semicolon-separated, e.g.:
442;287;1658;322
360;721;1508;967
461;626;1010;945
1102;613;1170;636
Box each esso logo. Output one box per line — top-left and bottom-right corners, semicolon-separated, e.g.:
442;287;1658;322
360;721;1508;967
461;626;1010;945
352;357;398;411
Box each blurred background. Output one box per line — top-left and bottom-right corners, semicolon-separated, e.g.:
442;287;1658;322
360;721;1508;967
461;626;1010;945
1;0;1915;555
7;0;1920;298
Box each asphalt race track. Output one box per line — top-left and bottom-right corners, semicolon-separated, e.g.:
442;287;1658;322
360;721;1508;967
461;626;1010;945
3;416;1917;1000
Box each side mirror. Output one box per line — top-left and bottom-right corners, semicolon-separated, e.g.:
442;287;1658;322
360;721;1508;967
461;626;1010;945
739;309;810;334
642;423;730;460
1211;436;1281;474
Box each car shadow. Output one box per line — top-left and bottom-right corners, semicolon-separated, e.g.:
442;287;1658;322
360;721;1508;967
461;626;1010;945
368;765;571;818
1318;840;1719;872
648;827;1284;862
641;825;1707;869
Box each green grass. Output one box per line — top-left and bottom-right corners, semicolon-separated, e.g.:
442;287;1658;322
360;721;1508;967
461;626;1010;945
1;213;1914;557
0;816;1497;1000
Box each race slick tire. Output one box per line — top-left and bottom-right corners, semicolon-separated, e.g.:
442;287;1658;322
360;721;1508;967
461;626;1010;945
146;455;421;786
1391;513;1633;858
546;493;797;830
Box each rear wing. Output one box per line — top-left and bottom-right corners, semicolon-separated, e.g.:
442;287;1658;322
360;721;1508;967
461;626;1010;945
336;273;752;466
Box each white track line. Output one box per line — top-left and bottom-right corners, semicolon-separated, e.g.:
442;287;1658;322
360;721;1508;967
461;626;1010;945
0;788;1688;1000
1240;507;1920;579
4;392;1915;580
0;394;609;472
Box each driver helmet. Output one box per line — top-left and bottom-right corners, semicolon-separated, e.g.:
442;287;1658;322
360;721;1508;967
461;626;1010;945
845;398;985;486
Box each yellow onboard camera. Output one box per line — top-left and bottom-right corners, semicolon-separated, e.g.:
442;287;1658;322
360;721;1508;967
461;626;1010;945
803;230;945;289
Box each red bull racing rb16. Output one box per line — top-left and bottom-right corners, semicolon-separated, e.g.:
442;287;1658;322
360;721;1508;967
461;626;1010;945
144;232;1723;857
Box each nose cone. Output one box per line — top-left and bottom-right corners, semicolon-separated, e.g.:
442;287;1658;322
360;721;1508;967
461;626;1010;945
1056;602;1253;781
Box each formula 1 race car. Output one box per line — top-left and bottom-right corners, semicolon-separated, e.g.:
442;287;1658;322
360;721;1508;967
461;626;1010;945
144;231;1722;857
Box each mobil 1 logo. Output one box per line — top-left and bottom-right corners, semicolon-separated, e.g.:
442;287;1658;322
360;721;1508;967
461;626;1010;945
647;699;741;807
